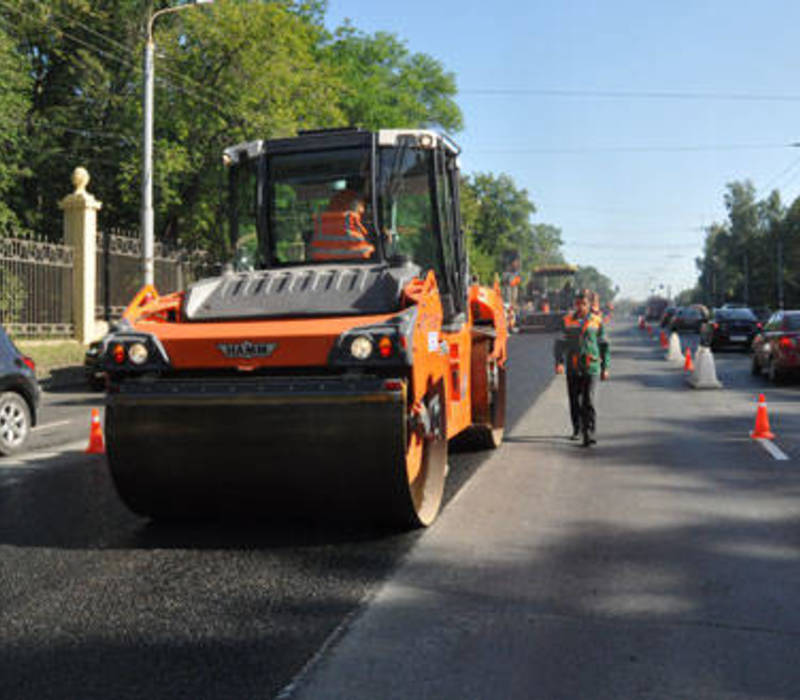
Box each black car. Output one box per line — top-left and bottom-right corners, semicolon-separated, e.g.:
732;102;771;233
84;338;107;391
670;305;709;332
659;306;677;328
0;324;40;455
700;307;761;350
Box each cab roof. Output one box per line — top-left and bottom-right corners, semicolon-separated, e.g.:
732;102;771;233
223;128;460;164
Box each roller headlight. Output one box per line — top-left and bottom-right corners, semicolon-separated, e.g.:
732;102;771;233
127;342;149;365
350;335;373;360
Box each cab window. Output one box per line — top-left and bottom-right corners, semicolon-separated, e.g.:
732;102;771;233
268;148;375;265
378;148;442;278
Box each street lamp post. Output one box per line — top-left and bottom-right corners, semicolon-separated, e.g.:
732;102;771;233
141;0;214;286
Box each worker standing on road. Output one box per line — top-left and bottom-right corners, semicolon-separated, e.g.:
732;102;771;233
554;289;610;447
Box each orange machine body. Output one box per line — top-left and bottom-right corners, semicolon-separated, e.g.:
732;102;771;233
121;272;507;442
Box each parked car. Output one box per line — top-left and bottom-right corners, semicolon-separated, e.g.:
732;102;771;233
0;324;40;455
670;304;709;332
659;306;677;328
751;310;800;383
700;307;761;350
84;338;107;391
751;306;772;324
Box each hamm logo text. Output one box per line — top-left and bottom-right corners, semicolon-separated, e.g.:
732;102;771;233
217;341;277;360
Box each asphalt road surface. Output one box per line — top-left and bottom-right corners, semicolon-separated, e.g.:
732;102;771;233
290;322;800;700
3;324;800;699
0;332;553;700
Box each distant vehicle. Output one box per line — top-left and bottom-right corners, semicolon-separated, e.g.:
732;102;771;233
700;307;760;350
751;311;800;383
84;338;107;391
0;324;40;455
659;306;677;328
644;296;669;321
670;305;709;332
750;306;772;323
517;263;578;332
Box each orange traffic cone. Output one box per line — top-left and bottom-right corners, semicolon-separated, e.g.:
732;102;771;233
659;330;668;348
683;347;694;372
750;394;775;440
85;408;105;454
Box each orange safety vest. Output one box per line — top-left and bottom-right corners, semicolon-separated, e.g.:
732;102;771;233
310;210;375;261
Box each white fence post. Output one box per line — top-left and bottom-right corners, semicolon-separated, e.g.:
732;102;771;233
59;167;102;345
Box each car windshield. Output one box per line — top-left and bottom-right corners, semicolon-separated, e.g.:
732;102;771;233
784;314;800;330
717;309;756;321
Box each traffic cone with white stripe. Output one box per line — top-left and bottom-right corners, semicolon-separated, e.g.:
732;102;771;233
85;408;105;454
687;346;722;389
683;346;694;372
665;331;684;363
750;394;775;440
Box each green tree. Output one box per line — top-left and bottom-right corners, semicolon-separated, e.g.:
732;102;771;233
0;0;143;238
0;1;465;256
0;270;25;321
323;25;462;132
0;22;31;233
115;1;345;254
695;180;787;308
574;265;617;303
460;171;567;283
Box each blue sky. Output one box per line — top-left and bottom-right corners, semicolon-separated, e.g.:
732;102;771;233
325;0;800;299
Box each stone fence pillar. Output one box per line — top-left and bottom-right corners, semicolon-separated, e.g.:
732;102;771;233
59;167;102;345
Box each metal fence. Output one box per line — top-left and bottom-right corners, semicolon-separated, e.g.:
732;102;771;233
0;236;74;337
0;229;211;337
95;228;211;321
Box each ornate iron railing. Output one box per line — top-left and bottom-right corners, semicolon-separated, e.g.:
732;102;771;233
0;230;211;336
95;228;211;321
0;236;74;337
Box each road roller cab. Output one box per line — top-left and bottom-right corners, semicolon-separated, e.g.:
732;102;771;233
103;128;508;527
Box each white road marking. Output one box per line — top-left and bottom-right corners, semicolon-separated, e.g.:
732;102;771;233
32;420;73;432
755;438;790;461
0;441;88;469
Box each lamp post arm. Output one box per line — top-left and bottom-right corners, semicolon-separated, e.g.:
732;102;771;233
148;5;190;42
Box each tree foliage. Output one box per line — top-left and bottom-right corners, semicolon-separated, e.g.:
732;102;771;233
0;0;577;285
0;22;31;231
574;265;617;304
323;25;462;132
691;180;800;310
460;172;567;283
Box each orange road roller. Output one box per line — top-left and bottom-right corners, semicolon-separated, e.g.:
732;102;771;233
101;128;507;527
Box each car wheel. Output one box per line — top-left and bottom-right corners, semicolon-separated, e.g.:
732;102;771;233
0;391;32;456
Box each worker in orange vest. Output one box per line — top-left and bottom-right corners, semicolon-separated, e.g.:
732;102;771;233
310;190;375;261
554;289;610;446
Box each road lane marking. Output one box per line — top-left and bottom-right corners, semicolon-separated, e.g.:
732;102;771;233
755;438;790;461
32;420;73;431
0;441;88;469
